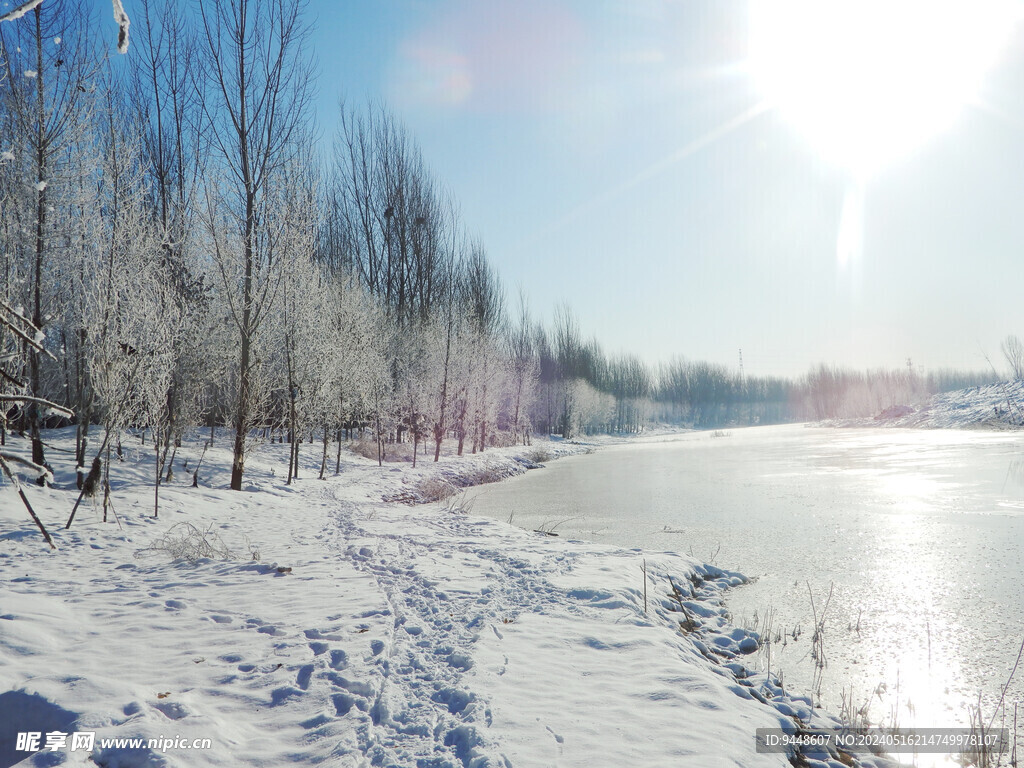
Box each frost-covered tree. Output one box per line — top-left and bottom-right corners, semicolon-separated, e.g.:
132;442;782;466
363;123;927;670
424;212;465;462
195;0;313;490
459;242;505;452
276;179;327;483
501;291;538;446
0;0;98;478
319;276;390;475
65;90;190;520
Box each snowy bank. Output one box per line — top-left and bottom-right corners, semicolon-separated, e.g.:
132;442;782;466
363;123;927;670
829;380;1024;430
1;430;894;767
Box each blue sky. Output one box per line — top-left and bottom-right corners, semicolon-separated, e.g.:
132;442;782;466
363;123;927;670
315;2;1023;376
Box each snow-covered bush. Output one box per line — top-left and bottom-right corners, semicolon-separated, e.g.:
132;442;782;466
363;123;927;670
134;522;235;563
416;476;459;503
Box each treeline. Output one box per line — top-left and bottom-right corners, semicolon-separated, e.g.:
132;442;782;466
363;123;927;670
0;0;669;512
0;0;553;507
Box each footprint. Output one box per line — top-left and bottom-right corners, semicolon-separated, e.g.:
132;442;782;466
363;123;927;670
432;687;473;714
164;600;186;610
309;642;328;656
305;628;343;641
447;652;473;671
328;650;347;670
296;664;313;690
270;687;302;706
300;713;332;729
332;693;354;716
210;614;233;624
325;673;374;698
154;700;188;720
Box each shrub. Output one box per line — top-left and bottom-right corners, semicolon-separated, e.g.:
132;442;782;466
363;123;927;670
348;439;380;461
524;447;553;463
416;476;459;503
134;522;235;562
466;466;505;486
349;439;420;463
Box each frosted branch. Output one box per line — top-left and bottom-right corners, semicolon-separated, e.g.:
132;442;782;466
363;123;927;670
0;0;44;24
0;394;74;418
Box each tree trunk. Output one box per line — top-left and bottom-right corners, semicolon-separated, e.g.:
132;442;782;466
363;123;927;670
28;7;47;484
154;438;161;518
319;428;328;479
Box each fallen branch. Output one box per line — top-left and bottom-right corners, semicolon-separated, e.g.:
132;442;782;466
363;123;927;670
0;453;56;549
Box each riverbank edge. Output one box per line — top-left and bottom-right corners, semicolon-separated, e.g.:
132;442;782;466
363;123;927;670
403;431;900;768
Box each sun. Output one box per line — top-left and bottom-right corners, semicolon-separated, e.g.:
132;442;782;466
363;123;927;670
748;0;1020;175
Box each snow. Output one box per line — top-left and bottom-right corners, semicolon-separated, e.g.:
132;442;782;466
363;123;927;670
23;70;36;79
34;181;46;193
834;379;1024;430
0;429;897;768
111;0;130;54
1;151;13;163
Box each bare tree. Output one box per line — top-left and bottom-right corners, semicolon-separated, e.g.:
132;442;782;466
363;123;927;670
1003;335;1024;380
334;103;449;327
195;0;313;490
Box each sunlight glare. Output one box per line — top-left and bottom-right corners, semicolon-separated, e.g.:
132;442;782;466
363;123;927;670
748;0;1020;175
835;180;863;270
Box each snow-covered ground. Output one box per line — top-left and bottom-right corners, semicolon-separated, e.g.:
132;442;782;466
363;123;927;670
1;429;898;768
835;380;1024;430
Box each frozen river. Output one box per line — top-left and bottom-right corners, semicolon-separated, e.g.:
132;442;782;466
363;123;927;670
472;425;1024;738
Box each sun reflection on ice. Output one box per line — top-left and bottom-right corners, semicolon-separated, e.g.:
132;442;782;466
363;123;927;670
876;472;951;513
860;512;974;768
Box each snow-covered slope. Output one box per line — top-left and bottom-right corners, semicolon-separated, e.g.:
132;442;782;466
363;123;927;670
1;431;891;767
841;380;1024;430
